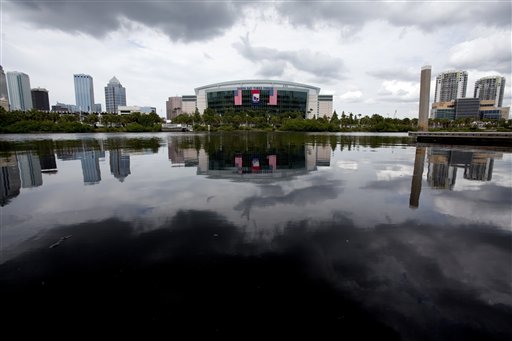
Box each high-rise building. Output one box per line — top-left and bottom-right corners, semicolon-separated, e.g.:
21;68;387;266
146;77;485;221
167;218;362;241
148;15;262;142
104;76;126;113
93;103;102;113
74;74;95;113
434;70;467;103
474;76;506;108
166;96;182;121
0;66;9;111
31;88;50;111
6;71;33;111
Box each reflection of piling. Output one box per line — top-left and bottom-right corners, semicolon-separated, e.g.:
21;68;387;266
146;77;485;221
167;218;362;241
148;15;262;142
418;65;431;131
410;146;426;208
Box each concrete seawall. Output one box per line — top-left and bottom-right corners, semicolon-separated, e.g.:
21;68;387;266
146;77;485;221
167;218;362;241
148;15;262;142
409;131;512;146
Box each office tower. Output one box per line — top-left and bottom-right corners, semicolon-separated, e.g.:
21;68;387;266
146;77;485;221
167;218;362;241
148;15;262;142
109;149;130;182
104;76;126;113
0;65;9;111
434;70;467;103
31;88;50;111
166;96;182;120
74;74;95;113
93;103;102;113
474;76;506;107
418;65;431;131
6;71;33;111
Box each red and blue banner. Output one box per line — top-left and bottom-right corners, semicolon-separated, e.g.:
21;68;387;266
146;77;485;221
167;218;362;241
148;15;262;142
251;89;260;104
268;88;277;105
234;89;242;106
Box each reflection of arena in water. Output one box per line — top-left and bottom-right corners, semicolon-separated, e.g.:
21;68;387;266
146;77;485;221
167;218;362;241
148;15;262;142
167;140;331;181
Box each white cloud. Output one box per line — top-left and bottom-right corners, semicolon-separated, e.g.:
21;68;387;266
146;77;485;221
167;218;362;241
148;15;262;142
448;30;511;74
339;90;363;102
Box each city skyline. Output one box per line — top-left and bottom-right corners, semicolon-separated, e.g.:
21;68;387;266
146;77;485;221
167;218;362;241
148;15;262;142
1;1;511;119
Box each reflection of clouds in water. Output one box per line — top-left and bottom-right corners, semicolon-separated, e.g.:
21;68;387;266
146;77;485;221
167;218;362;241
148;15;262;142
336;160;358;170
1;210;510;339
234;179;343;220
376;165;413;181
433;184;512;229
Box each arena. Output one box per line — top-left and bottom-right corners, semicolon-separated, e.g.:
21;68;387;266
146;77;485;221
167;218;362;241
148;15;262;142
194;80;333;119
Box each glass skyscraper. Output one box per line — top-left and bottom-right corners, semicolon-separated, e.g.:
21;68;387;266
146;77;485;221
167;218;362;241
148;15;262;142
74;74;95;113
6;71;32;111
104;76;126;113
0;65;9;111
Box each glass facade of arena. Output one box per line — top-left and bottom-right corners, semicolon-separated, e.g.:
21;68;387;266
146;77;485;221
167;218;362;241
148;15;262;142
206;90;308;115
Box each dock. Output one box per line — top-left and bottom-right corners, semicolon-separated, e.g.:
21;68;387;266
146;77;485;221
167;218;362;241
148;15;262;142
409;131;512;146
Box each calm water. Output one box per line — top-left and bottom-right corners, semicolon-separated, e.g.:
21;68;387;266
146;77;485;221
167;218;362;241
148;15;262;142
1;132;511;339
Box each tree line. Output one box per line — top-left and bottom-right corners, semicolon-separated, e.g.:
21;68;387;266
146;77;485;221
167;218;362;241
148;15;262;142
0;108;163;133
1;106;510;133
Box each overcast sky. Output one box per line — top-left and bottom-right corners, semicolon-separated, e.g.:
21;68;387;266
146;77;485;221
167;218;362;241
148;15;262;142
2;0;511;118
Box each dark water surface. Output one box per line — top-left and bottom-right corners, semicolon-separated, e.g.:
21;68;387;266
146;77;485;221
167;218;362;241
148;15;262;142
1;132;511;339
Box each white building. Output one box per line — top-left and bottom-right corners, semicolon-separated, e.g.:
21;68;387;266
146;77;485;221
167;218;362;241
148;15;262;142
118;105;156;115
474;76;506;108
434;71;468;103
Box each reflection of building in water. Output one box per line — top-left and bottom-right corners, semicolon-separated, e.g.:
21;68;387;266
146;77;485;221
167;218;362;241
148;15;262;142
427;148;501;189
56;145;105;185
197;144;330;181
464;152;494;181
316;145;331;167
427;150;457;189
56;147;104;184
40;153;57;173
409;147;426;208
79;150;104;184
17;152;43;188
0;154;21;206
167;140;199;167
168;147;198;167
110;149;131;182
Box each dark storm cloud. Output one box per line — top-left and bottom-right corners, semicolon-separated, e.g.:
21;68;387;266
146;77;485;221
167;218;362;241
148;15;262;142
1;210;510;338
6;0;241;41
276;1;512;32
233;35;346;80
